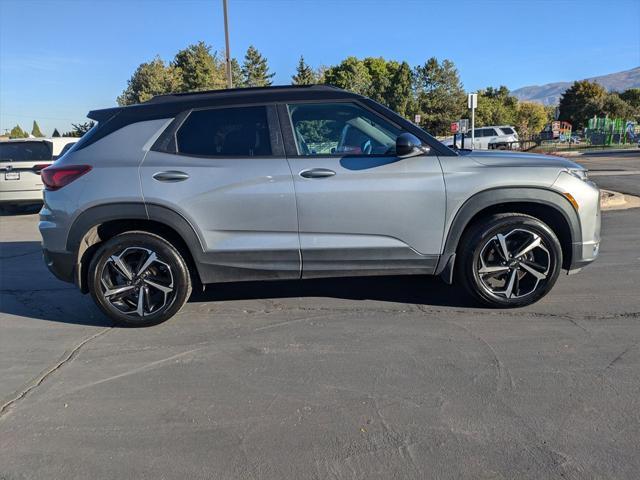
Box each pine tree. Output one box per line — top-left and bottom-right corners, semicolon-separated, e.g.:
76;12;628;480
291;56;315;85
31;120;44;137
172;41;226;92
241;46;275;87
117;56;179;106
230;58;245;87
52;128;61;137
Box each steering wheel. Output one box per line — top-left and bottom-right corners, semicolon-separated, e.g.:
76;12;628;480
361;139;372;154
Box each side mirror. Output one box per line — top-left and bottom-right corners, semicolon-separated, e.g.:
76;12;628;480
396;132;429;158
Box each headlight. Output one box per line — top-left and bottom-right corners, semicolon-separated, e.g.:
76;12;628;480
567;168;589;181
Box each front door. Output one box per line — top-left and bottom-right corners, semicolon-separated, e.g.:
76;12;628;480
282;101;446;278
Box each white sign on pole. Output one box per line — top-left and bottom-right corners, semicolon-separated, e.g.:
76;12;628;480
414;114;421;124
468;93;477;109
468;93;477;149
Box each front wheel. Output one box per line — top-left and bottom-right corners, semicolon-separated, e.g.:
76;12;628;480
457;214;562;307
88;232;192;327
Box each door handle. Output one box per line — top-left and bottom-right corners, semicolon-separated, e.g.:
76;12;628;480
299;168;336;179
152;171;190;182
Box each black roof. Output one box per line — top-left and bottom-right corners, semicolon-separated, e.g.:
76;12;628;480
79;84;455;156
88;84;361;121
145;84;354;104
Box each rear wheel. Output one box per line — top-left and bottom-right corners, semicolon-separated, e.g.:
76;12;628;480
88;232;191;327
457;214;562;307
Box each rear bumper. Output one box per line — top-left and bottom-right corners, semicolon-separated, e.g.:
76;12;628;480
0;189;43;204
43;248;75;284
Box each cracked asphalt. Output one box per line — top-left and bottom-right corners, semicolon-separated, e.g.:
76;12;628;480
1;159;639;478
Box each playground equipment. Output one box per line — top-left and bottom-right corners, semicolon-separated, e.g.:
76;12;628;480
585;117;637;145
540;121;572;141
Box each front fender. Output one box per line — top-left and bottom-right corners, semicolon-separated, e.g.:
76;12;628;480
435;187;581;277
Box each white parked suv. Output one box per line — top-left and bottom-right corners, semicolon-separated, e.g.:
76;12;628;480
444;125;519;150
0;137;78;208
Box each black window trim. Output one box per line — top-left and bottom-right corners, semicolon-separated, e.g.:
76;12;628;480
151;103;284;158
279;99;409;159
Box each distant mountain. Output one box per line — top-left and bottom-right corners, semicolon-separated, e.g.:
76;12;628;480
511;67;640;105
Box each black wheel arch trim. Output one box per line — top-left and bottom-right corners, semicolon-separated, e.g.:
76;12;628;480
67;202;207;289
435;187;581;277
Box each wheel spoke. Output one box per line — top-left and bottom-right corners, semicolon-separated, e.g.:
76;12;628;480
136;287;147;317
504;269;517;298
136;251;158;277
514;234;541;259
104;284;136;298
144;278;173;294
478;265;510;275
496;234;510;260
520;261;547;281
110;255;133;280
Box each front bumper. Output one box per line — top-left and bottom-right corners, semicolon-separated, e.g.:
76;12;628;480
43;248;75;284
553;173;601;271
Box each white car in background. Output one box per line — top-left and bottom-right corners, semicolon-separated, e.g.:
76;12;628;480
0;137;78;209
444;125;519;150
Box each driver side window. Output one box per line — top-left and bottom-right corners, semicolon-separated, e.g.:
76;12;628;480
287;102;402;156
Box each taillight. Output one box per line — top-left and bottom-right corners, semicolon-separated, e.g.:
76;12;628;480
41;165;92;191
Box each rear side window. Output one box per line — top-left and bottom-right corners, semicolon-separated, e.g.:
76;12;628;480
176;106;271;157
500;127;514;135
0;141;52;161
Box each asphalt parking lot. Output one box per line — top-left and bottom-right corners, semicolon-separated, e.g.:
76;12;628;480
1;152;639;479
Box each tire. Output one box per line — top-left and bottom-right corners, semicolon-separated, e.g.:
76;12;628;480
456;213;562;308
88;232;192;327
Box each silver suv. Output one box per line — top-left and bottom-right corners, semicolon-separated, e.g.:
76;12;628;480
39;86;600;326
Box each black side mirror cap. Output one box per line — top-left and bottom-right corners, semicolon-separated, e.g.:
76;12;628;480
396;132;430;158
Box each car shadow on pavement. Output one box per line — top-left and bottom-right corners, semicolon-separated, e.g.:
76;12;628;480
0;240;114;327
0;238;477;328
190;275;478;309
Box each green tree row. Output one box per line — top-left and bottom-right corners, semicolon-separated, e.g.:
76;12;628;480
116;41;640;136
117;42;274;106
7;121;94;139
8;121;45;139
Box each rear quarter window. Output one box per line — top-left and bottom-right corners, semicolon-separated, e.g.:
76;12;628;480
500;127;514;135
0;141;52;161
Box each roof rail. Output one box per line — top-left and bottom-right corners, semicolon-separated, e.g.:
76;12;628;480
144;84;344;104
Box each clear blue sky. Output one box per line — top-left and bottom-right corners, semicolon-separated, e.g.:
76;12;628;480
1;0;639;136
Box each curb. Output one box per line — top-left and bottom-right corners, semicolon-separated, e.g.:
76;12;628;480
600;189;640;211
551;148;639;157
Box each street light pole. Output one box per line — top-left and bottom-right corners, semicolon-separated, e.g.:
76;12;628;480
222;0;233;88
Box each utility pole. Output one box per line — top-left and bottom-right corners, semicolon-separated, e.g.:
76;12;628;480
222;0;233;88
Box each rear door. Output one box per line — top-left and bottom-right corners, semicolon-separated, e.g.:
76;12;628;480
281;101;446;278
140;104;300;283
